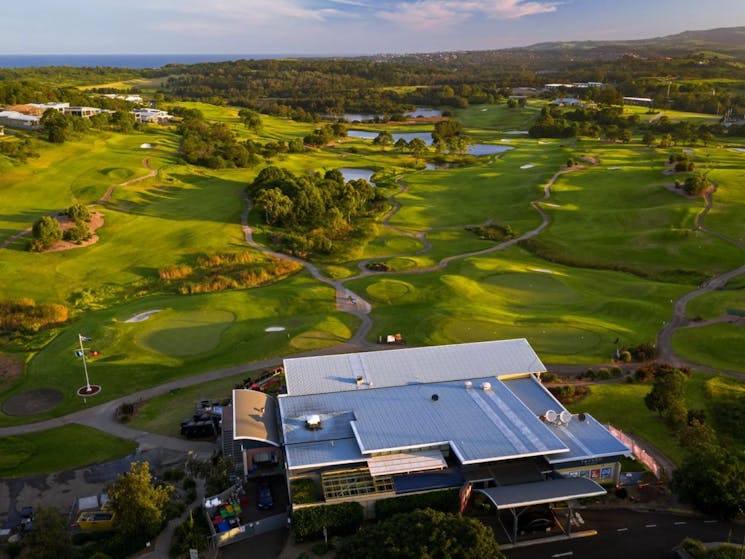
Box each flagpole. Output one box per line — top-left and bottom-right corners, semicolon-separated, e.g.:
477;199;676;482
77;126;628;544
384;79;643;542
78;334;91;392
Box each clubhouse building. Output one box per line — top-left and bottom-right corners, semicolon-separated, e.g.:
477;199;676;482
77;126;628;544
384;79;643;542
229;339;630;519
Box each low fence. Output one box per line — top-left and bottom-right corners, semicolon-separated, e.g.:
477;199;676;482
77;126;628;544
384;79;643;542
607;424;664;480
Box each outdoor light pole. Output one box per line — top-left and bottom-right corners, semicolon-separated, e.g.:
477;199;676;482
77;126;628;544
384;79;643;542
78;334;92;392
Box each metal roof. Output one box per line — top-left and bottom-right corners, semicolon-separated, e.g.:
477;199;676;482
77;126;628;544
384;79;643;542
285;438;364;471
232;390;280;446
502;376;630;462
476;477;606;509
279;375;568;465
283;339;546;397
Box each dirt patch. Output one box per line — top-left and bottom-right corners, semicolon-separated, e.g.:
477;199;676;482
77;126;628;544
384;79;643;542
580;156;599;165
0;354;23;389
2;388;64;416
43;211;104;253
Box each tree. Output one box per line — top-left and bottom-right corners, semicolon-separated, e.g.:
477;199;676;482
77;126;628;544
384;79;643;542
18;507;74;559
107;461;173;543
672;443;745;520
111;110;135;133
40;108;71;143
256;187;294;225
642;132;655;147
644;369;687;418
238;108;262;132
373;131;394;148
409;137;428;159
30;215;62;251
394;137;409;151
335;508;505;559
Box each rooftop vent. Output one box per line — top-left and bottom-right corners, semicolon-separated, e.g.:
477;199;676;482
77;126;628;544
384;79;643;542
578;412;587;422
481;382;492;391
559;410;572;425
431;394;439;402
464;381;473;389
356;376;364;385
305;414;322;430
544;409;557;423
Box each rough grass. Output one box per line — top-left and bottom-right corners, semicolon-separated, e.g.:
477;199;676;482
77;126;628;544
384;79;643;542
0;424;136;478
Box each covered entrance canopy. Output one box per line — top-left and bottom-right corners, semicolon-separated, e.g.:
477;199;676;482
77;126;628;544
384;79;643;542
476;478;606;543
476;477;606;509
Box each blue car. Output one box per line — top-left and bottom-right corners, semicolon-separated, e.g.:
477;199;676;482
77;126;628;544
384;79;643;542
256;481;274;510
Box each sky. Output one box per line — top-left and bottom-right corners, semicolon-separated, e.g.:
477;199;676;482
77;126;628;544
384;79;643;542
3;0;745;55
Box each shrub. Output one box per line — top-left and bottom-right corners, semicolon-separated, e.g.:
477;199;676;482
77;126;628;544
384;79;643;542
610;366;623;377
597;368;611;380
540;372;558;384
619;350;632;363
291;478;318;504
548;384;590;405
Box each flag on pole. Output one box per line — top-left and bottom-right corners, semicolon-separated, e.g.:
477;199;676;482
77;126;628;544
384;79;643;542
74;350;85;358
79;334;92;342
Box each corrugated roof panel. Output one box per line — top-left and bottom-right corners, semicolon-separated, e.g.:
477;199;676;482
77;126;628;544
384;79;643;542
283;339;545;396
502;376;630;462
286;438;365;470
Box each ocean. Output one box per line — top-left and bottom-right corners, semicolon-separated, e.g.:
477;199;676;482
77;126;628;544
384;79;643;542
0;54;308;69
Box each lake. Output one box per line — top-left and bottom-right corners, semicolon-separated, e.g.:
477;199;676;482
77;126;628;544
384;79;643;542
329;107;441;122
339;168;375;182
348;130;513;156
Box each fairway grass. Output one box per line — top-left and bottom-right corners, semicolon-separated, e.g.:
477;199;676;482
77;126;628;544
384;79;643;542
347;246;685;363
0;424;136;478
672;323;745;372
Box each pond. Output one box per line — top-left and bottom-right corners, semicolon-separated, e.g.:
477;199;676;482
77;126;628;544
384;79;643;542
468;144;513;156
348;130;433;144
405;107;442;118
339;168;375;182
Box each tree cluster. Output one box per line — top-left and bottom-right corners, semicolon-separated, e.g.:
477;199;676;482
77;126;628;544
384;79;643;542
249;166;378;257
335;508;506;559
29;215;62;251
178;114;258;168
303;122;347;147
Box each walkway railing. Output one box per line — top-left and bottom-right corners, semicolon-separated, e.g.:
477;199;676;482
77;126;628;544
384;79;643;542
607;424;664;480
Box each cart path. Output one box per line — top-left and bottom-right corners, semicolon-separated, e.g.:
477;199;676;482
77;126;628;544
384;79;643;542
656;185;745;375
0;158;157;249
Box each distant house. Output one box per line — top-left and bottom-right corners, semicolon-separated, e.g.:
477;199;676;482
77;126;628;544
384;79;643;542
623;97;653;107
64;106;104;118
552;97;583;107
133;108;171;123
0;110;41;129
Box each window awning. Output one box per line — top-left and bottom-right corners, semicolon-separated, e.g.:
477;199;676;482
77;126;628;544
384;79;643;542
476;477;606;509
367;450;447;477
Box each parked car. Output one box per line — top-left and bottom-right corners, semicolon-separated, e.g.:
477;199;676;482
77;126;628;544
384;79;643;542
518;507;556;535
256;481;274;510
19;507;33;532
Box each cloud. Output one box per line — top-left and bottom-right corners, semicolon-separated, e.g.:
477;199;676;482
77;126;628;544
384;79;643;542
328;0;371;6
376;0;558;30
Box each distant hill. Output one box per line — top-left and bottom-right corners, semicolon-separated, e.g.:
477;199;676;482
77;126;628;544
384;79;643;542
520;26;745;59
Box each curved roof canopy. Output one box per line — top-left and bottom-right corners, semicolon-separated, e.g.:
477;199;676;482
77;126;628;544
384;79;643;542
232;389;280;447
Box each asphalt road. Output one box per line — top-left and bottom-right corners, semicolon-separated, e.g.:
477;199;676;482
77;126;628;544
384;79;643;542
504;509;744;559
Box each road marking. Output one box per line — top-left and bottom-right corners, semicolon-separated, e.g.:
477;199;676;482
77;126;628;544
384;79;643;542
645;524;657;528
551;553;574;558
617;528;628;532
674;521;686;526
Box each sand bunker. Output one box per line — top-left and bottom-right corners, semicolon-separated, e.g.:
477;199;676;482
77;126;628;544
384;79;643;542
537;141;551;145
731;147;745;153
530;268;555;274
505;130;528;135
500;139;512;142
140;143;153;149
520;164;535;169
125;309;163;323
265;326;286;332
609;166;623;170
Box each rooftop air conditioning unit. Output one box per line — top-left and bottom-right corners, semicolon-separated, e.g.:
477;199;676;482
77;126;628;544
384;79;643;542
481;382;492;391
305;414;322;430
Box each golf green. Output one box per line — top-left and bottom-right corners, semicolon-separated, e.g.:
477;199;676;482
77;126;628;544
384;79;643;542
137;309;235;356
